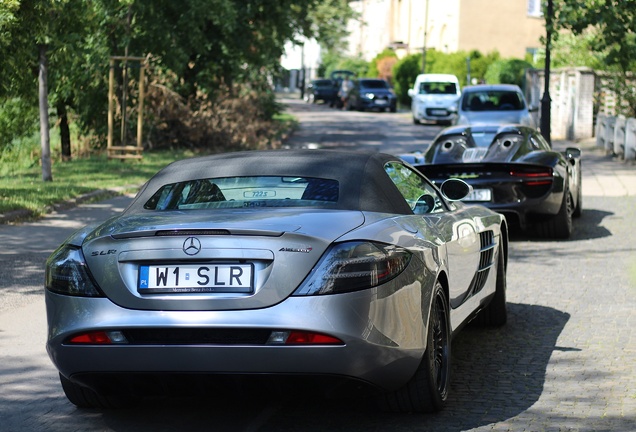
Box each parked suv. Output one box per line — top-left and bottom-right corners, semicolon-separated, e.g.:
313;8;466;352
408;74;461;125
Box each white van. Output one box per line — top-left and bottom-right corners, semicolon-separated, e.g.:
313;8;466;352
408;74;461;125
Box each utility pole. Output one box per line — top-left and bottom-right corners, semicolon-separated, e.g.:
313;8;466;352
540;0;553;145
422;0;429;73
299;42;305;100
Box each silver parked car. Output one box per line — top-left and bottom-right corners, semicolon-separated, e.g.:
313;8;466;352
45;149;508;413
455;84;537;127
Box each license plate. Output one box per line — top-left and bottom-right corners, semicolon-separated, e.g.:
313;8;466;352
463;189;492;202
139;264;253;294
431;109;447;115
375;99;388;105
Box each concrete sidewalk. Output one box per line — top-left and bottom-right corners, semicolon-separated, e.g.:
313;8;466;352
553;137;636;197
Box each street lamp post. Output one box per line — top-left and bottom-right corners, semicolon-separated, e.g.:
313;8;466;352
540;0;553;145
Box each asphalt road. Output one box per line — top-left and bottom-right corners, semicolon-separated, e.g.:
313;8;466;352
0;97;635;431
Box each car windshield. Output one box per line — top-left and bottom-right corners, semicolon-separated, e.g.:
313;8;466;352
462;90;525;111
313;79;333;87
470;130;498;147
419;82;457;95
361;80;389;89
144;176;339;211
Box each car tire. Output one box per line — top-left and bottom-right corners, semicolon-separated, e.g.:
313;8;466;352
536;185;573;239
473;241;507;326
378;280;450;413
413;117;421;124
390;106;397;113
59;373;138;409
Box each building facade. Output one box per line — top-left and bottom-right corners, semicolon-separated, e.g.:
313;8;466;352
346;0;546;60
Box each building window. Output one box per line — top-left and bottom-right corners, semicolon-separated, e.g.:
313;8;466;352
527;0;543;17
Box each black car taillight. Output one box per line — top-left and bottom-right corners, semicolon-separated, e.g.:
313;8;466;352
45;245;104;297
293;241;412;296
509;168;554;186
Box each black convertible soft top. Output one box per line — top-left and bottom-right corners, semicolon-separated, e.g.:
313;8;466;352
125;149;414;215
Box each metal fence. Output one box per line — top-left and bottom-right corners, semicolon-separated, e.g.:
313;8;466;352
595;113;636;160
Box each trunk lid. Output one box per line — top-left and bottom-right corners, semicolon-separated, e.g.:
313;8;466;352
82;209;365;311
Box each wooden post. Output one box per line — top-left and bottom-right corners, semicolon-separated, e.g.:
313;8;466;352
107;56;146;160
137;63;145;150
107;58;115;152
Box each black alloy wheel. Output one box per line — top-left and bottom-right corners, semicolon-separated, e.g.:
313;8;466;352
378;280;450;413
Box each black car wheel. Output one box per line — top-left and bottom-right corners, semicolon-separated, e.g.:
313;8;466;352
59;373;138;409
473;241;507;326
537;185;573;239
378;280;450;413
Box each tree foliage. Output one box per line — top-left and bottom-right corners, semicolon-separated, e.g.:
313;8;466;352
0;0;356;158
367;49;398;81
392;54;422;106
555;0;636;115
484;58;533;88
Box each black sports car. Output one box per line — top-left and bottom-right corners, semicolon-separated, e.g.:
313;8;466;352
400;125;582;239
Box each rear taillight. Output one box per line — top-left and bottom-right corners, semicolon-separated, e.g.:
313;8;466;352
509;168;553;186
45;245;103;297
292;241;412;296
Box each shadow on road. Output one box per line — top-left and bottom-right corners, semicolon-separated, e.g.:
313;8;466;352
0;303;571;432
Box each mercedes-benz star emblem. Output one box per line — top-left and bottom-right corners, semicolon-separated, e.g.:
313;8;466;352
183;237;202;255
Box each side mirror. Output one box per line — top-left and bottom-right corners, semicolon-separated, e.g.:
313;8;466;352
414;195;436;214
407;89;415;98
440;178;473;201
528;105;539;113
565;147;581;159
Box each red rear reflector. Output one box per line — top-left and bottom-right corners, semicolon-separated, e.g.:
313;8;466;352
285;331;343;345
69;331;112;344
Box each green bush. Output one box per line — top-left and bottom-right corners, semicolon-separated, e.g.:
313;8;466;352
320;51;370;78
393;54;423;106
484;58;533;88
0;97;39;150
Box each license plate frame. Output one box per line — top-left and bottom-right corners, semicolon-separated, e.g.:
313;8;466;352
138;263;254;294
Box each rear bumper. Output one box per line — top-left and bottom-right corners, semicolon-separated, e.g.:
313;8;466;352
46;271;428;392
413;106;457;122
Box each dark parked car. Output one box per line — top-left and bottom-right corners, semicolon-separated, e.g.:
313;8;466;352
400;124;582;239
304;78;338;104
347;78;397;112
46;149;508;413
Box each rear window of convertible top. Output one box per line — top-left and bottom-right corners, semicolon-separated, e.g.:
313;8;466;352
143;176;340;210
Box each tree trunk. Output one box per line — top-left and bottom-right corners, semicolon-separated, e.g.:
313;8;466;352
57;102;71;161
39;44;53;181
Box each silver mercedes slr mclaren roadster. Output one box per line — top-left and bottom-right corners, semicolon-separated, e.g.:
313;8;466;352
45;149;508;413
